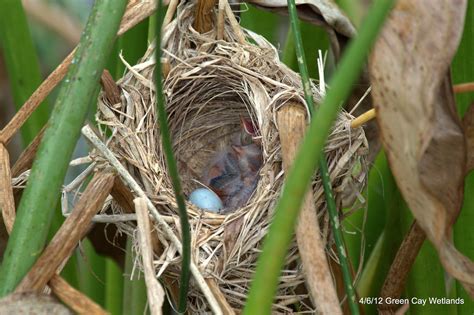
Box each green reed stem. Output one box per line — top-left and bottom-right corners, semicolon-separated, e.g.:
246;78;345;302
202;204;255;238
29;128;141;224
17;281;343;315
243;1;394;313
287;0;359;312
0;0;127;295
155;0;191;312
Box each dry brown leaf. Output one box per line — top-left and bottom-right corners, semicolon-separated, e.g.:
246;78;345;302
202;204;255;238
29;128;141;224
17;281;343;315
245;0;354;59
246;0;354;37
370;0;474;296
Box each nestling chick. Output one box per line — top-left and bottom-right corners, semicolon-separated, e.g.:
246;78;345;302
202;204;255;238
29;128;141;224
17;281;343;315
201;117;263;213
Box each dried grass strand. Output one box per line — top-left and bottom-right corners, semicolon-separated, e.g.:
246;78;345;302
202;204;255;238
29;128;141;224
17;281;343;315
135;197;165;315
81;125;224;315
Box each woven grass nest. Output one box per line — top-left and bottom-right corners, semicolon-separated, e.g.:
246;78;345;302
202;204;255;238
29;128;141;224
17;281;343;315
93;1;368;313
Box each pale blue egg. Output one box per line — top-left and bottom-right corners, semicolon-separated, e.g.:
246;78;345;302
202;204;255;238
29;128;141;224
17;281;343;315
189;188;223;213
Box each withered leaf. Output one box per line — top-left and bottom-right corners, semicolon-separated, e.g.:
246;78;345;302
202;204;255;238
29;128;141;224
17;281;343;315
245;0;355;37
245;0;355;59
369;0;474;296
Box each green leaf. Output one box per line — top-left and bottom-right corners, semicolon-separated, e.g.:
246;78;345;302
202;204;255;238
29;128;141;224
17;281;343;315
0;0;128;295
357;154;404;315
0;0;49;145
122;238;148;315
155;0;191;311
76;239;106;307
105;258;124;315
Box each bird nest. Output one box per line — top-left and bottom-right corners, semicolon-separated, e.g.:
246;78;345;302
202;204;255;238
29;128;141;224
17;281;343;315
88;1;368;313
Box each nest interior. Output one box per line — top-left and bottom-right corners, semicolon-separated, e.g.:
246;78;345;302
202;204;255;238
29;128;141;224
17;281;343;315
93;1;368;313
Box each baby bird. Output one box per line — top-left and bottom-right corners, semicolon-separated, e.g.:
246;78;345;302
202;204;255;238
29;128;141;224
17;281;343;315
202;117;263;212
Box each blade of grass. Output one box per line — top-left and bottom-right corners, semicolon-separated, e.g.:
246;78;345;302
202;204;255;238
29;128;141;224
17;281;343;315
0;0;128;295
346;152;394;277
320;161;359;314
401;209;451;315
451;1;474;313
243;1;395;313
76;239;106;308
105;258;124;315
0;0;49;145
357;154;404;315
287;1;358;313
123;238;148;315
148;15;157;43
155;0;191;312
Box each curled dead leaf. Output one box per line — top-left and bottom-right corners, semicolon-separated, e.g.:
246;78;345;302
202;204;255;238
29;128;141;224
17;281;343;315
245;0;355;59
245;0;355;37
369;0;474;296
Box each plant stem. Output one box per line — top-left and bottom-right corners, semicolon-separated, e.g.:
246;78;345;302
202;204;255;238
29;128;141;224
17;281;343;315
320;159;359;314
287;0;359;312
123;237;148;315
0;0;128;296
0;0;49;145
155;0;191;312
243;1;394;313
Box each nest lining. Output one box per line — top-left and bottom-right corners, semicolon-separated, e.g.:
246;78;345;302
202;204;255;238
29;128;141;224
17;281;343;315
90;2;368;313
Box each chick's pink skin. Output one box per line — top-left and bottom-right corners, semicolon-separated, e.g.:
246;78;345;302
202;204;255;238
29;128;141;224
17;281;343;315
201;117;263;212
231;143;263;174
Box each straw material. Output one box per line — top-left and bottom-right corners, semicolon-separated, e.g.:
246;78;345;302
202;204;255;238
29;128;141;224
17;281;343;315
90;2;368;312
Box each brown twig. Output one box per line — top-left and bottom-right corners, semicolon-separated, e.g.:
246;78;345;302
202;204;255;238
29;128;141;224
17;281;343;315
135;197;165;315
277;103;342;315
111;176;136;213
453;82;474;94
378;221;426;314
100;70;121;105
193;0;218;33
217;0;226;40
11;126;47;177
205;279;236;315
16;171;116;292
0;0;158;145
0;144;15;233
49;276;108;315
2;145;108;313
